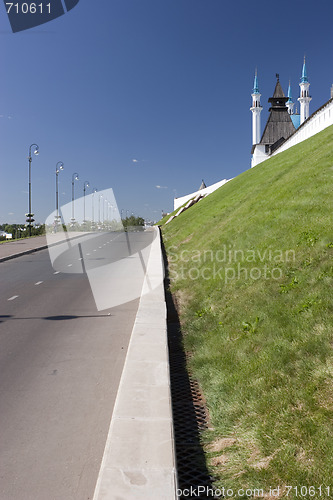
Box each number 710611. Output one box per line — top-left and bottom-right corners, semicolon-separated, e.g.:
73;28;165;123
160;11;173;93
6;3;51;14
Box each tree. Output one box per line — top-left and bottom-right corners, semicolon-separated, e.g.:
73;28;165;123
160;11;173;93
121;216;145;231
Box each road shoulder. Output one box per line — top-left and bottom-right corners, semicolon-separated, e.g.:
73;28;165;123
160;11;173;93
92;227;177;500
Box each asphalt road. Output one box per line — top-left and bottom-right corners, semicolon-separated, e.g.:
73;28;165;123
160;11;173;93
0;230;154;500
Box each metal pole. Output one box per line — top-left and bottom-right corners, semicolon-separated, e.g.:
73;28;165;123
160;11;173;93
55;162;64;231
28;143;39;237
28;155;32;236
72;179;75;220
83;181;89;223
56;171;59;220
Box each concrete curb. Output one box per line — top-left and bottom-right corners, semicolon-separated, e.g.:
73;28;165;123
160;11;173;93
92;226;177;500
0;244;49;263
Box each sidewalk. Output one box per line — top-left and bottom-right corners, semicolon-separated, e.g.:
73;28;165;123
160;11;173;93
92;226;177;499
0;235;48;262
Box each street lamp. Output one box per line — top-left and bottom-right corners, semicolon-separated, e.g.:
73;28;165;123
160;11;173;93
55;161;64;228
99;194;103;224
71;172;79;225
27;143;39;237
83;181;90;223
103;198;107;224
92;188;98;225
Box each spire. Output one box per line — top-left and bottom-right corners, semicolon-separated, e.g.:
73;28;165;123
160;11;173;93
287;80;292;102
301;56;308;83
298;56;311;124
286;80;295;116
250;69;263;146
253;69;259;94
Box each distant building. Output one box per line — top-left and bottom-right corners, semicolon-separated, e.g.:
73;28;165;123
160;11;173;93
0;231;12;239
251;59;311;167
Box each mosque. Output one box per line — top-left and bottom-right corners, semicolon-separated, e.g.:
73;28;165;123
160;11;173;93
251;59;311;167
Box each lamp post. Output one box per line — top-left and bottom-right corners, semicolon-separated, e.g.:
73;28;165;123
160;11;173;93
83;181;90;223
99;194;103;225
103;198;106;224
71;172;79;225
27;143;39;236
55;161;64;229
92;188;98;226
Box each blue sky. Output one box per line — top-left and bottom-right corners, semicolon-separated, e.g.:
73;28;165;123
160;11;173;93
1;0;332;224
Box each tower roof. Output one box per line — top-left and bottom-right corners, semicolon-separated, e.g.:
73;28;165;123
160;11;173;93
252;71;260;94
198;179;206;190
287;81;293;102
260;75;296;149
268;76;289;110
301;57;308;83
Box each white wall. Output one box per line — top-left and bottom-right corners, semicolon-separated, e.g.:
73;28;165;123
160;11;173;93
174;178;230;210
272;98;333;157
251;98;333;168
251;144;268;168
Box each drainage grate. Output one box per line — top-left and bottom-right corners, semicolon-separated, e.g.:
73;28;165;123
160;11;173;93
161;236;217;500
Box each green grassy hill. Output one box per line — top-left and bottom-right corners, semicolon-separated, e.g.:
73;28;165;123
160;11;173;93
162;125;333;497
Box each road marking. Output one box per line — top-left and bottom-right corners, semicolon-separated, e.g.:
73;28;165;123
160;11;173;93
68;264;73;267
8;295;19;301
35;281;43;286
93;249;97;252
54;271;60;274
78;258;83;261
86;253;91;256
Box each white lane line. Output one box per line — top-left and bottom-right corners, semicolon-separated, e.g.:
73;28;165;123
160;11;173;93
8;295;19;301
54;271;60;275
93;249;97;252
68;264;73;267
78;258;83;261
35;281;43;286
86;253;91;256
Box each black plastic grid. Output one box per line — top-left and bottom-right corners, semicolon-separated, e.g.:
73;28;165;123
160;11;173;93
161;236;219;500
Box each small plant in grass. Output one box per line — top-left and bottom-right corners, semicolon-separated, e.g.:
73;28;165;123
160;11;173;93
195;306;211;318
297;298;319;313
279;276;299;293
298;230;319;247
242;316;261;334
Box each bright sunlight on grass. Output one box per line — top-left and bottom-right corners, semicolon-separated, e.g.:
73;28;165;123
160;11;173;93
161;125;333;498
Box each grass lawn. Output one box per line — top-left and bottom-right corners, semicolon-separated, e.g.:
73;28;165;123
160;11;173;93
161;125;333;498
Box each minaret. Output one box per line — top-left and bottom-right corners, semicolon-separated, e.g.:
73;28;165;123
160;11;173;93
286;81;294;115
250;70;263;145
298;57;312;124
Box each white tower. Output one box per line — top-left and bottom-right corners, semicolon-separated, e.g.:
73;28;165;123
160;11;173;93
286;81;294;115
250;71;263;145
298;57;312;124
